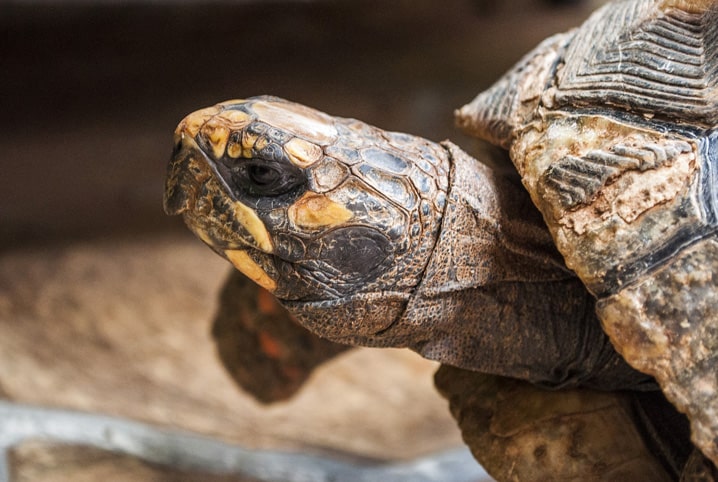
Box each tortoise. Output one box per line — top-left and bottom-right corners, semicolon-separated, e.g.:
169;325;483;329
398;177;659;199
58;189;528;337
163;0;718;479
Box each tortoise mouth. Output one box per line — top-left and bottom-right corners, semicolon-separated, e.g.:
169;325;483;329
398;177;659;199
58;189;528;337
217;247;280;294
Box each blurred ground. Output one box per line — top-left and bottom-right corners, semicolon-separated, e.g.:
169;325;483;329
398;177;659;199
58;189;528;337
0;0;603;479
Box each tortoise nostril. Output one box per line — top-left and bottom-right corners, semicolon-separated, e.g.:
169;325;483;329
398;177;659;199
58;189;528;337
164;133;204;216
172;132;184;157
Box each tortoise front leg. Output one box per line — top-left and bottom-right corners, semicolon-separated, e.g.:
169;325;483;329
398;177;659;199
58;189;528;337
434;365;694;482
212;269;350;403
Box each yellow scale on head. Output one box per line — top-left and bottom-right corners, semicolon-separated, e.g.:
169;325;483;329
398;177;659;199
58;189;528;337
224;249;277;292
231;202;274;253
202;118;230;160
288;192;353;230
175;106;220;142
285;138;323;168
252;100;338;145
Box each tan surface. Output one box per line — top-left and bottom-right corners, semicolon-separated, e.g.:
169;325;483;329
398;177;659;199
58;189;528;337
0;235;461;460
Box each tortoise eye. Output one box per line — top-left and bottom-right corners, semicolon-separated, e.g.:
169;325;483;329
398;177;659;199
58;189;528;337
247;164;279;186
230;160;305;197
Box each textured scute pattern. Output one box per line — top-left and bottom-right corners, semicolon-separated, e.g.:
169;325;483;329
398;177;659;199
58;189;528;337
598;238;718;464
552;0;718;126
461;0;718;468
512;114;703;296
541;140;693;210
435;366;674;482
455;32;573;149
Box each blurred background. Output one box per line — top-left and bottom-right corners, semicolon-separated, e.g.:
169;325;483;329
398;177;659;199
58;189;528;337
0;1;604;480
1;0;604;248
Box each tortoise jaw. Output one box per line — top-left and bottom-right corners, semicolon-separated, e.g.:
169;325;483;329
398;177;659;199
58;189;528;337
280;290;412;345
165;125;276;254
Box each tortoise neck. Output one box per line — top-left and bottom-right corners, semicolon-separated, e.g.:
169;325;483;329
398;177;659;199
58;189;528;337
420;142;571;294
400;143;652;390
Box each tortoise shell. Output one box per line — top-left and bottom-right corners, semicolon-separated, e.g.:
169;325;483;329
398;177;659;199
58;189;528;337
458;0;718;466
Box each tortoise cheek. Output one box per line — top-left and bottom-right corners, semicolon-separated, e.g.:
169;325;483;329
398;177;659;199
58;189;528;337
307;227;393;283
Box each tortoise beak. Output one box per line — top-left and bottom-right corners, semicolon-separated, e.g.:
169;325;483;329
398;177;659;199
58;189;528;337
164;104;224;215
163;132;201;216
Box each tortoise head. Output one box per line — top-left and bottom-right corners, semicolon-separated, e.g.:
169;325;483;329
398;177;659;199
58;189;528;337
164;96;449;343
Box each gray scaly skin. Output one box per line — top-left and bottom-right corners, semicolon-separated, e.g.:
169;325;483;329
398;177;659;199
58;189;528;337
164;96;650;392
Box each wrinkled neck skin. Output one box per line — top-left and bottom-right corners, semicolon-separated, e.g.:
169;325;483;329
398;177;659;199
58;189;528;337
291;143;653;391
408;144;653;390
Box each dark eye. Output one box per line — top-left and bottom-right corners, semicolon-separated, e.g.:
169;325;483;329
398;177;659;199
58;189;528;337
230;160;305;197
247;164;279;186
